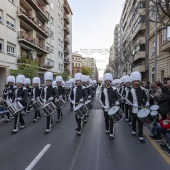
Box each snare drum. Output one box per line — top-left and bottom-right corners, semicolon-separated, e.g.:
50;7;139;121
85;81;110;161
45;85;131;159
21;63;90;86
150;105;159;111
85;100;91;110
54;98;65;110
42;102;56;116
7;102;23;116
108;106;124;122
150;110;158;120
74;103;88;118
32;100;42;111
137;108;151;124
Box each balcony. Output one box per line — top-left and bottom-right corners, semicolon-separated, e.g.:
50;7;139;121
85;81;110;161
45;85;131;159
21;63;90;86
64;48;70;55
64;37;70;45
63;1;70;14
17;31;49;54
133;64;146;72
64;14;69;24
64;26;70;35
17;7;49;38
161;38;170;52
134;51;145;62
64;58;70;65
131;23;145;41
25;0;49;22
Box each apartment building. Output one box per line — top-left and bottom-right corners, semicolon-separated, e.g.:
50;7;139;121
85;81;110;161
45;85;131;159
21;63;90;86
120;0;149;80
113;23;123;78
0;0;72;94
148;15;170;82
81;57;97;79
72;53;83;76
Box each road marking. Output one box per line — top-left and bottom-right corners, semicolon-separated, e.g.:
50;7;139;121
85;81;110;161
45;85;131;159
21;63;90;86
25;144;51;170
144;131;170;166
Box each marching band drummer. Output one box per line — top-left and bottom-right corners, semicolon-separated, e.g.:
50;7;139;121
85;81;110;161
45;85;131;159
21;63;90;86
25;78;32;114
128;71;149;143
100;73;119;140
69;78;75;111
56;76;66;123
40;72;58;134
31;77;42;122
123;75;132;124
12;75;27;134
70;73;88;136
3;75;16;121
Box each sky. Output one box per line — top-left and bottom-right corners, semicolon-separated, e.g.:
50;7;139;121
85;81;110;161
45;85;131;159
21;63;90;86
67;0;125;79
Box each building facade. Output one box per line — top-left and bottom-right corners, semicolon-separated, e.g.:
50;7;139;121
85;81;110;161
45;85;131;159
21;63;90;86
0;0;72;94
119;0;149;80
72;53;83;76
81;57;97;80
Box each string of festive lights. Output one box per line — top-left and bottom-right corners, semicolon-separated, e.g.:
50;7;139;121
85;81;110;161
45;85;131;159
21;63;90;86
80;48;110;55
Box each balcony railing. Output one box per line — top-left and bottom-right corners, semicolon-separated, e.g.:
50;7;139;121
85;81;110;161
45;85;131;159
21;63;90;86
63;1;70;14
25;0;50;22
64;37;70;45
64;26;70;34
42;0;49;5
17;31;49;54
64;58;70;64
17;6;50;38
64;13;69;24
64;48;70;54
161;38;170;52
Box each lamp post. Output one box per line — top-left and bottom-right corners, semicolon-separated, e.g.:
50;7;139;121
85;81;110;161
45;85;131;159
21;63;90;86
154;0;158;83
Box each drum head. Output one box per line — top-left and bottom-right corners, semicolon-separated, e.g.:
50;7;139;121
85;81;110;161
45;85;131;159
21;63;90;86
108;106;119;116
137;108;150;118
150;105;159;111
150;111;158;116
74;103;83;111
85;100;90;105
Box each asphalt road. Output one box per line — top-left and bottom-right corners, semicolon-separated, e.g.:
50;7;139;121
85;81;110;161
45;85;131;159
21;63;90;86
0;89;170;170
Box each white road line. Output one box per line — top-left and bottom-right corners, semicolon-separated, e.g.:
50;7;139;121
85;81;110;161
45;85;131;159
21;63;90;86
25;144;51;170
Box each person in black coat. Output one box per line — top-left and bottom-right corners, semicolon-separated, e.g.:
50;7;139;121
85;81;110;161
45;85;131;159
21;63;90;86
100;73;119;140
55;76;66;122
128;71;148;143
40;72;58;134
70;73;88;136
12;75;27;134
3;76;16;121
31;77;42;122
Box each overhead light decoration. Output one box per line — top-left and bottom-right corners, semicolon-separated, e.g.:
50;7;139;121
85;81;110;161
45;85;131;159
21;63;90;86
80;49;109;55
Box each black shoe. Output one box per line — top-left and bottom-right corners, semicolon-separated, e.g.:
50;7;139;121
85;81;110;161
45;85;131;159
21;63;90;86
152;136;162;142
75;127;78;131
77;131;81;136
139;137;145;143
160;144;168;151
20;124;26;129
56;119;61;123
110;134;114;140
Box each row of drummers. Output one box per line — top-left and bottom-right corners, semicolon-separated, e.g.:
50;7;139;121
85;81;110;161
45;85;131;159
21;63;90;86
2;72;97;135
99;71;158;142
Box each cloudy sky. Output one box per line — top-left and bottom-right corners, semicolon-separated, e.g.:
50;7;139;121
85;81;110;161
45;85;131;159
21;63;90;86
68;0;125;79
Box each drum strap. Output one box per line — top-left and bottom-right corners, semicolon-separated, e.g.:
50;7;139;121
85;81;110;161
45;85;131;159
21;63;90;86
131;88;138;113
33;88;35;101
15;88;18;101
73;86;77;108
103;88;109;108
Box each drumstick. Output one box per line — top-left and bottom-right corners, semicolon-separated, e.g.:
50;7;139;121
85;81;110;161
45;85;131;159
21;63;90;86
118;92;143;109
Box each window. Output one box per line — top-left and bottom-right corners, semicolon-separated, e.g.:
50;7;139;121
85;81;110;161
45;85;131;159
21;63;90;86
47;59;54;68
0;39;4;52
7;43;15;55
140;44;145;51
9;0;15;5
59;63;63;70
6;15;15;30
161;70;165;81
0;10;3;23
51;46;54;53
153;41;155;54
51;31;54;39
166;26;170;40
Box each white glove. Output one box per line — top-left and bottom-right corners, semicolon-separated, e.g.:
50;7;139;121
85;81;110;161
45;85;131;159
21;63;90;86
37;97;40;100
16;97;22;101
48;97;53;101
43;99;46;103
59;95;62;98
31;98;34;101
146;102;150;107
115;101;120;106
133;103;138;108
104;106;108;109
71;101;75;104
8;90;12;94
88;96;91;100
80;99;84;103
